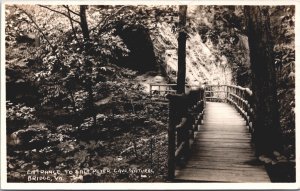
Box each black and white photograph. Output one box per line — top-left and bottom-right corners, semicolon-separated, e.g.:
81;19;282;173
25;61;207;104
0;0;298;189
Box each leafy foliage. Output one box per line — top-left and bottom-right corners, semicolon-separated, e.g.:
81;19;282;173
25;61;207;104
270;6;295;158
6;101;36;122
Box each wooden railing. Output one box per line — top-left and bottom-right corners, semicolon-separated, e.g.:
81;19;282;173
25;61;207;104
166;88;205;180
205;84;254;134
149;83;201;97
226;85;254;134
162;84;253;180
149;83;177;96
205;84;228;102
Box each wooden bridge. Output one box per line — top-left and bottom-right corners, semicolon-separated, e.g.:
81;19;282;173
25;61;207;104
150;84;271;182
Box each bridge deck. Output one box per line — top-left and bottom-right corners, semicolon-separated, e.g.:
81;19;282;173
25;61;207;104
174;102;271;182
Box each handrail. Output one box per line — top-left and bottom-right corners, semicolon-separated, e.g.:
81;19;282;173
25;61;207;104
149;84;177;97
205;84;254;134
226;85;254;134
166;87;205;180
205;84;228;102
149;83;201;96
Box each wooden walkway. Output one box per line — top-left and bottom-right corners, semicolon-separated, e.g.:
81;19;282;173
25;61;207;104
174;102;271;182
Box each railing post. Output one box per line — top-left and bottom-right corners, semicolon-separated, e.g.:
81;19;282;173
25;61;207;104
236;88;239;108
167;97;176;180
237;88;239;109
203;85;206;106
199;88;204;128
240;89;242;108
228;86;231;102
159;85;161;95
228;85;230;101
238;88;240;109
227;86;229;102
178;118;189;159
242;90;246;115
246;89;255;136
225;85;228;102
234;87;237;104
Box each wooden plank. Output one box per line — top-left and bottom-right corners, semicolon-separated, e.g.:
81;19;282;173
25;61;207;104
175;168;270;182
203;120;245;123
204;112;240;115
203;115;245;119
195;135;251;141
191;148;254;153
197;128;249;133
199;125;248;129
189;152;257;159
194;141;252;148
180;164;266;172
194;138;251;144
198;128;248;132
195;132;251;138
199;124;247;127
191;147;254;153
197;129;250;134
186;157;260;164
183;160;265;169
203;122;246;125
203;118;245;121
189;154;257;161
196;139;251;144
196;132;251;138
195;132;251;137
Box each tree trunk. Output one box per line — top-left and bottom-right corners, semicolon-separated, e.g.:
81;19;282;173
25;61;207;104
80;5;90;42
66;5;80;44
177;5;187;94
244;6;282;156
86;81;97;127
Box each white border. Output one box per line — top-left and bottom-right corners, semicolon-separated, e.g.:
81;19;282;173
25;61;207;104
1;0;299;190
1;0;299;5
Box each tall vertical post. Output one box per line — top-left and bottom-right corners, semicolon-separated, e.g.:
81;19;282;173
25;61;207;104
226;85;229;102
79;5;90;42
167;97;176;180
177;5;187;94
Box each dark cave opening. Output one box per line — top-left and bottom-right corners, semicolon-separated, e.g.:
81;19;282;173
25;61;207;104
115;23;159;73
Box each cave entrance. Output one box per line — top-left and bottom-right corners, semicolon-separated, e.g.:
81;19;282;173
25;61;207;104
115;24;159;73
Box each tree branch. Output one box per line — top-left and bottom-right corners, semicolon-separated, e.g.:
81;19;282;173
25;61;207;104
65;5;80;44
38;5;81;24
15;6;60;60
90;6;128;32
62;5;80;16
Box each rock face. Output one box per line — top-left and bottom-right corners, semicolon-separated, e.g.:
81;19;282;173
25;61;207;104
16;32;40;47
148;6;251;87
151;21;235;86
130;19;239;92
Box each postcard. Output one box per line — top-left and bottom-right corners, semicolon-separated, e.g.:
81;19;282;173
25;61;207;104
1;0;299;190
